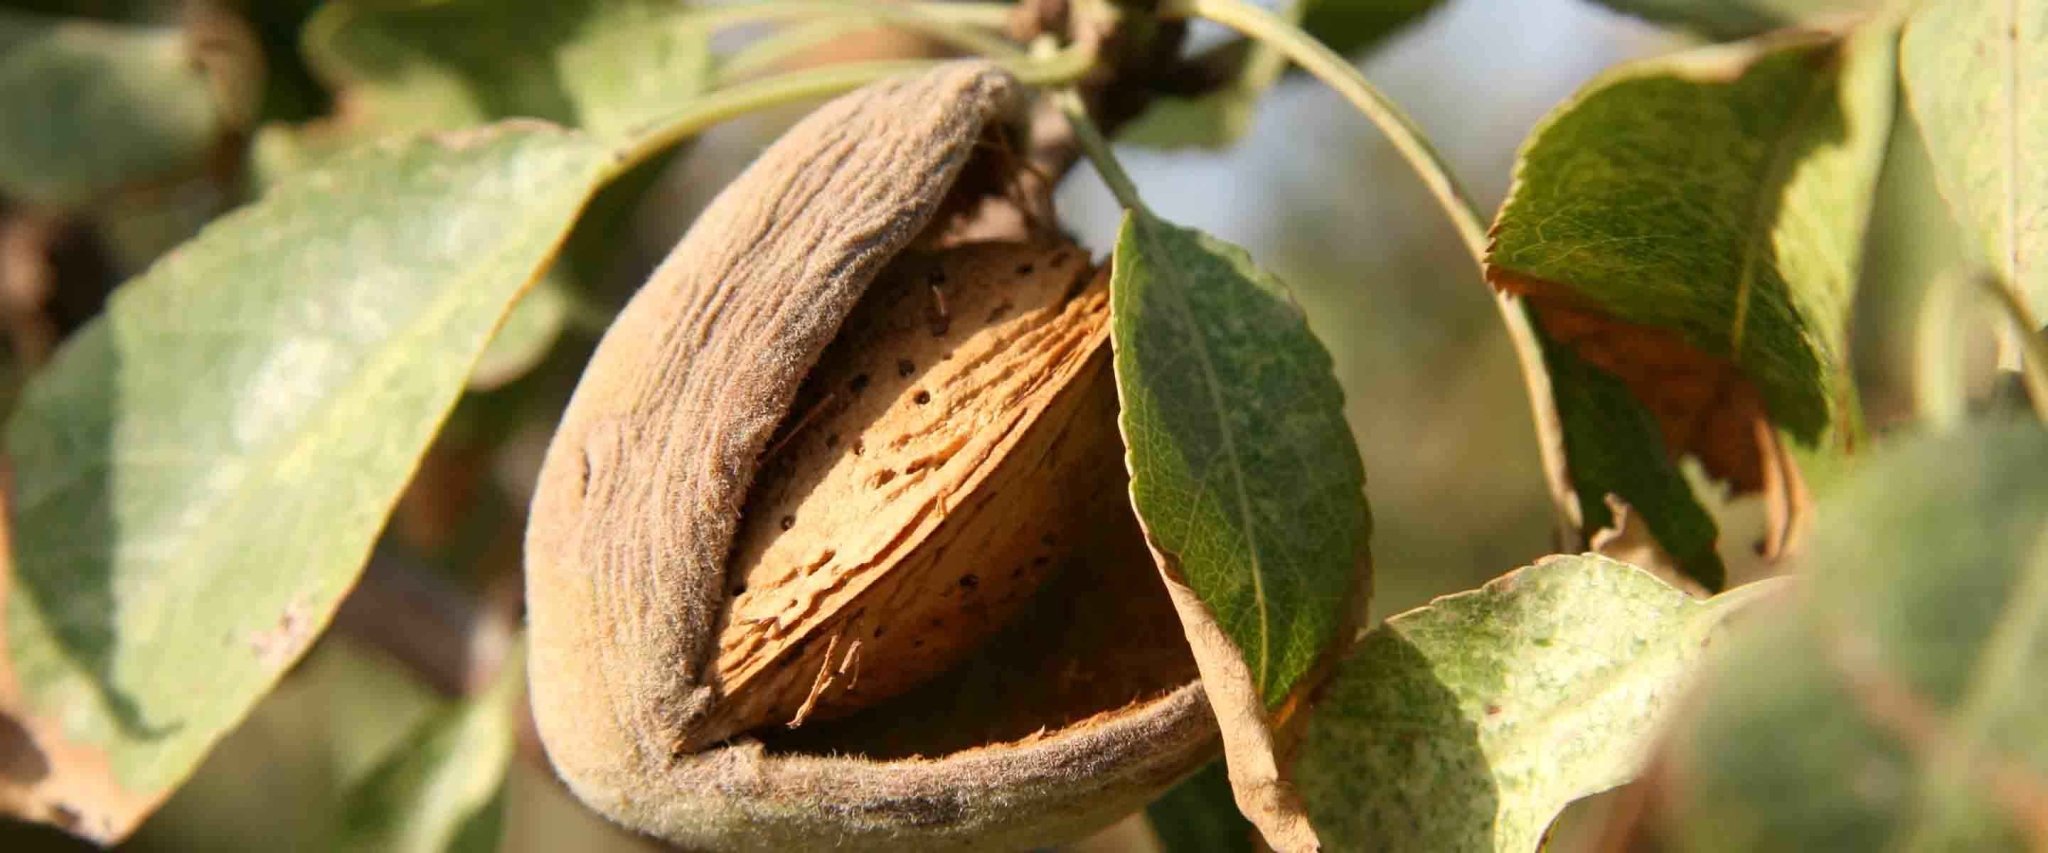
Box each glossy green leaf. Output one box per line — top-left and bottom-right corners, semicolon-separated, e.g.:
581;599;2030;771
1664;422;2048;851
1147;761;1258;853
1902;0;2048;327
335;643;524;853
1489;27;1894;582
0;10;225;207
1584;0;1878;40
1111;209;1368;849
1111;208;1370;703
0;123;609;842
1297;554;1772;853
271;0;711;171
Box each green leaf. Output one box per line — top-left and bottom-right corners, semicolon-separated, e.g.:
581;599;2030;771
1902;0;2048;330
1488;27;1895;579
1663;421;2048;850
0;10;226;207
130;639;444;850
1120;93;1261;152
1297;554;1771;853
1537;326;1725;589
262;0;710;386
1495;27;1894;445
0;122;609;842
470;272;572;392
1111;208;1370;704
243;0;333;125
335;643;524;853
1148;761;1258;853
1583;0;1878;40
297;0;712;149
1300;0;1442;57
1110;209;1368;849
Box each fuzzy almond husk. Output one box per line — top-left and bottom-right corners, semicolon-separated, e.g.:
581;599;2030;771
525;62;1217;851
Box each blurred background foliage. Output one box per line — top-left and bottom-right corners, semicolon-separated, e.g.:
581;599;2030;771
0;0;1970;849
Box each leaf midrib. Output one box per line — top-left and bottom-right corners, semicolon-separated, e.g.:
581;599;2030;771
1729;54;1835;358
1136;214;1274;694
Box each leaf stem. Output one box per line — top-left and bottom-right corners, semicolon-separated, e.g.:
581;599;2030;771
1165;0;1486;257
611;41;1096;178
690;0;1025;66
1169;0;1582;539
1057;90;1147;211
614;60;933;174
1977;271;2048;425
717;19;891;82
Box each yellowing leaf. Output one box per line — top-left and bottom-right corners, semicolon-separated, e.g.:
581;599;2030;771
0;123;608;842
1297;554;1774;852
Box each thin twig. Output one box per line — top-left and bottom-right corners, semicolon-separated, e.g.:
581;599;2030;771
1167;0;1580;540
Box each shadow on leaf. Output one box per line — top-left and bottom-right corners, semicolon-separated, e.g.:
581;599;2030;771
1298;631;1495;849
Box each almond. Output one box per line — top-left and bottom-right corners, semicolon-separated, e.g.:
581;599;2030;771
697;238;1116;748
525;63;1216;851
